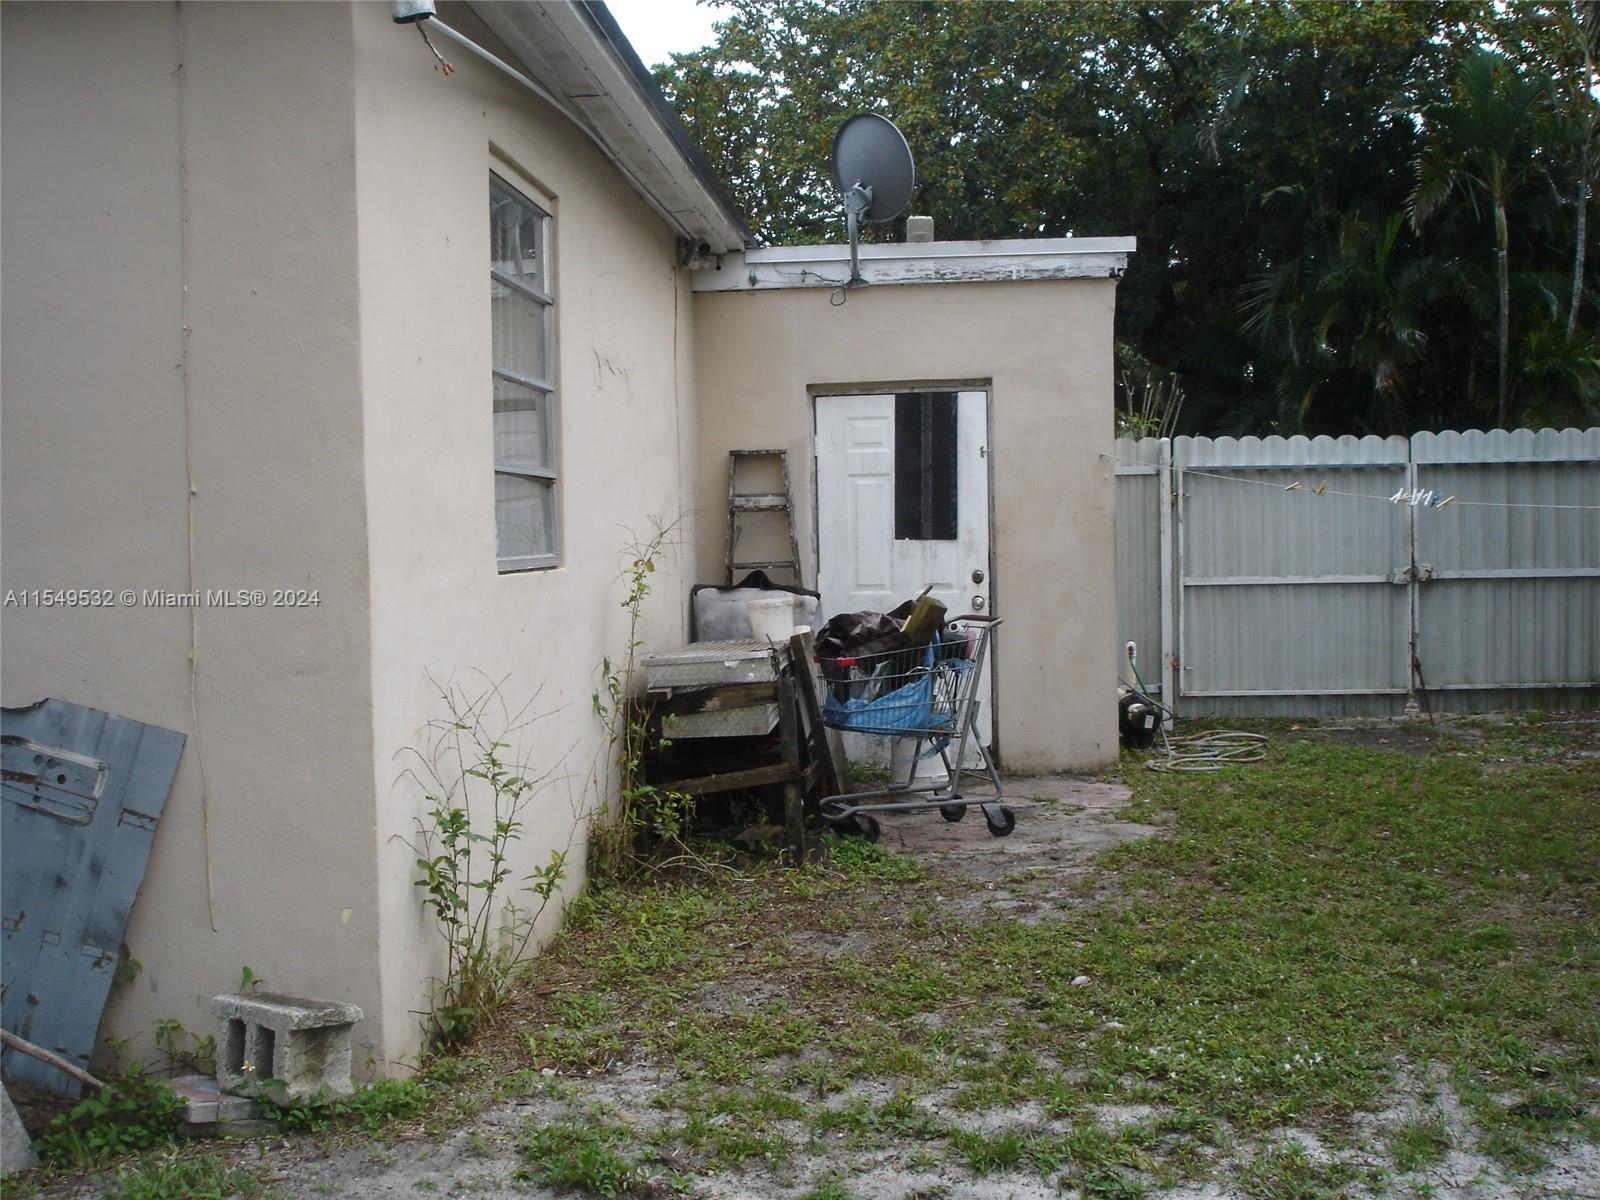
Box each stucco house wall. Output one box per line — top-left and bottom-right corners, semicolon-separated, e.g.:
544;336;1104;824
2;0;702;1073
1;1;383;1065
692;277;1121;773
349;2;701;1061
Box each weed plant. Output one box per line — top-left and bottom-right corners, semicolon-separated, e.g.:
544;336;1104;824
403;674;570;1050
32;1071;183;1167
100;1152;275;1200
273;1077;433;1135
589;520;696;877
518;1117;656;1195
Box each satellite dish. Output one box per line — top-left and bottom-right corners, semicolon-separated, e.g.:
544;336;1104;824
831;113;915;285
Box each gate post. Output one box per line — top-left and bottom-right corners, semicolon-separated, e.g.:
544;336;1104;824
1403;444;1421;717
1159;438;1178;721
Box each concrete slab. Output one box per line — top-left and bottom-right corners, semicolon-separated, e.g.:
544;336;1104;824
1;1081;38;1174
866;773;1157;921
169;1074;260;1129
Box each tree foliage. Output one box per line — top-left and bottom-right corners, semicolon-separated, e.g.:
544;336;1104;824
658;1;1600;435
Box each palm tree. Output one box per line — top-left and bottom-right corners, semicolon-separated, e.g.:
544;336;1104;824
1242;210;1457;433
1559;0;1599;341
1409;49;1549;428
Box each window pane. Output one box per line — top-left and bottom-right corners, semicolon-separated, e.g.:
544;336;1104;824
490;179;544;291
496;473;554;560
491;282;548;383
894;392;958;541
494;377;551;473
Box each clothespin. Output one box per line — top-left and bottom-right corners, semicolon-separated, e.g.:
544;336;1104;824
1435;495;1455;509
1390;487;1409;504
1414;489;1434;508
1283;481;1301;492
1312;481;1328;496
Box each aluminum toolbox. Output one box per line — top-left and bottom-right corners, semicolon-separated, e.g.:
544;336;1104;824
643;640;784;739
671;704;780;739
643;640;783;690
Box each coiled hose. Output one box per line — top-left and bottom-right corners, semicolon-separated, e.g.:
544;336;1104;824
1123;643;1269;773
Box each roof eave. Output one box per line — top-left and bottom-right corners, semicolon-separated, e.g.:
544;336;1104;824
692;237;1138;292
466;0;751;254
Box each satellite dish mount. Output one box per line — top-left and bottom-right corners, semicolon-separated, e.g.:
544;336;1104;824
831;114;915;286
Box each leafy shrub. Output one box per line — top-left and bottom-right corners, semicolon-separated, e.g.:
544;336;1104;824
34;1070;183;1166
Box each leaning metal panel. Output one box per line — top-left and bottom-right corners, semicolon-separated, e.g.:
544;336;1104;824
1;700;184;1092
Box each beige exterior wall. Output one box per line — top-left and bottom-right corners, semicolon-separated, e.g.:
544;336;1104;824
3;1;1115;1077
2;1;699;1072
350;4;699;1065
692;282;1119;772
1;2;381;1065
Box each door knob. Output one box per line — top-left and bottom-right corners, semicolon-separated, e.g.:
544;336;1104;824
971;595;986;610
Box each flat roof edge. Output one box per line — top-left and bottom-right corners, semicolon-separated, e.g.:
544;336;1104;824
693;238;1136;292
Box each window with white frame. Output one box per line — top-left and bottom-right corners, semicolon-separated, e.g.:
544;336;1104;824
491;174;558;569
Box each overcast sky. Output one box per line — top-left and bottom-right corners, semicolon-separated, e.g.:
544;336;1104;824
604;0;734;69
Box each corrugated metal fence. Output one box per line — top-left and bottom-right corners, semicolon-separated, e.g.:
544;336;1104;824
1114;428;1600;717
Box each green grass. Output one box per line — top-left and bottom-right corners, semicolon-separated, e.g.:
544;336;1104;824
19;715;1596;1197
273;1077;433;1134
821;831;927;883
1238;1144;1361;1200
103;1153;279;1200
503;716;1597;1189
518;1117;656;1195
947;1127;1028;1173
1388;1115;1453;1173
0;1151;280;1200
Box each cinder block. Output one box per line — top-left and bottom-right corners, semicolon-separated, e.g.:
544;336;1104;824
212;991;363;1104
169;1075;260;1127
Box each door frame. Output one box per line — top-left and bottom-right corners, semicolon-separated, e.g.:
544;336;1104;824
808;380;1001;758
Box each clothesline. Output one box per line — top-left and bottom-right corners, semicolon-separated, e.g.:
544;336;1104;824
1103;455;1600;512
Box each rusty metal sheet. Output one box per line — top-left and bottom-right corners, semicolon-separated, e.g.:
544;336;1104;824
1;699;184;1093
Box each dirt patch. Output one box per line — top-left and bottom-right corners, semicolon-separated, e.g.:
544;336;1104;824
5;1079;77;1139
876;775;1152;870
236;1068;1600;1200
866;774;1157;923
1289;710;1600;765
1306;722;1461;756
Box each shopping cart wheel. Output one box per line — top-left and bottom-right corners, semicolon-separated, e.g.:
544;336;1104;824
983;806;1016;838
852;813;881;842
939;803;966;823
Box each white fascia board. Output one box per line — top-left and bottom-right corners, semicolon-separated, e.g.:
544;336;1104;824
691;237;1137;292
469;3;748;254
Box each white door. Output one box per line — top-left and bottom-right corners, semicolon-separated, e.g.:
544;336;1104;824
815;390;993;750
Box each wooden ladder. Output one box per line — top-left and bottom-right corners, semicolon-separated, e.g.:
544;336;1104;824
725;448;803;586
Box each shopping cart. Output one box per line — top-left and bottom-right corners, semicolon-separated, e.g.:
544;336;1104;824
816;614;1013;840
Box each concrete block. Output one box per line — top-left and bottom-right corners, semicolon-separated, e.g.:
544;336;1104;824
212;991;363;1104
169;1075;260;1130
2;1082;38;1174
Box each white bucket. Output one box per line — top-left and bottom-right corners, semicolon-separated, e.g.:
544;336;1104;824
746;596;796;642
890;736;950;787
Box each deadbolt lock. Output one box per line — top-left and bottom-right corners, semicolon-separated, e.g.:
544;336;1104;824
971;569;985;584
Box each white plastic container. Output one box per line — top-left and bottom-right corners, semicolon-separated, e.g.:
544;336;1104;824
891;736;951;786
746;596;796;643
